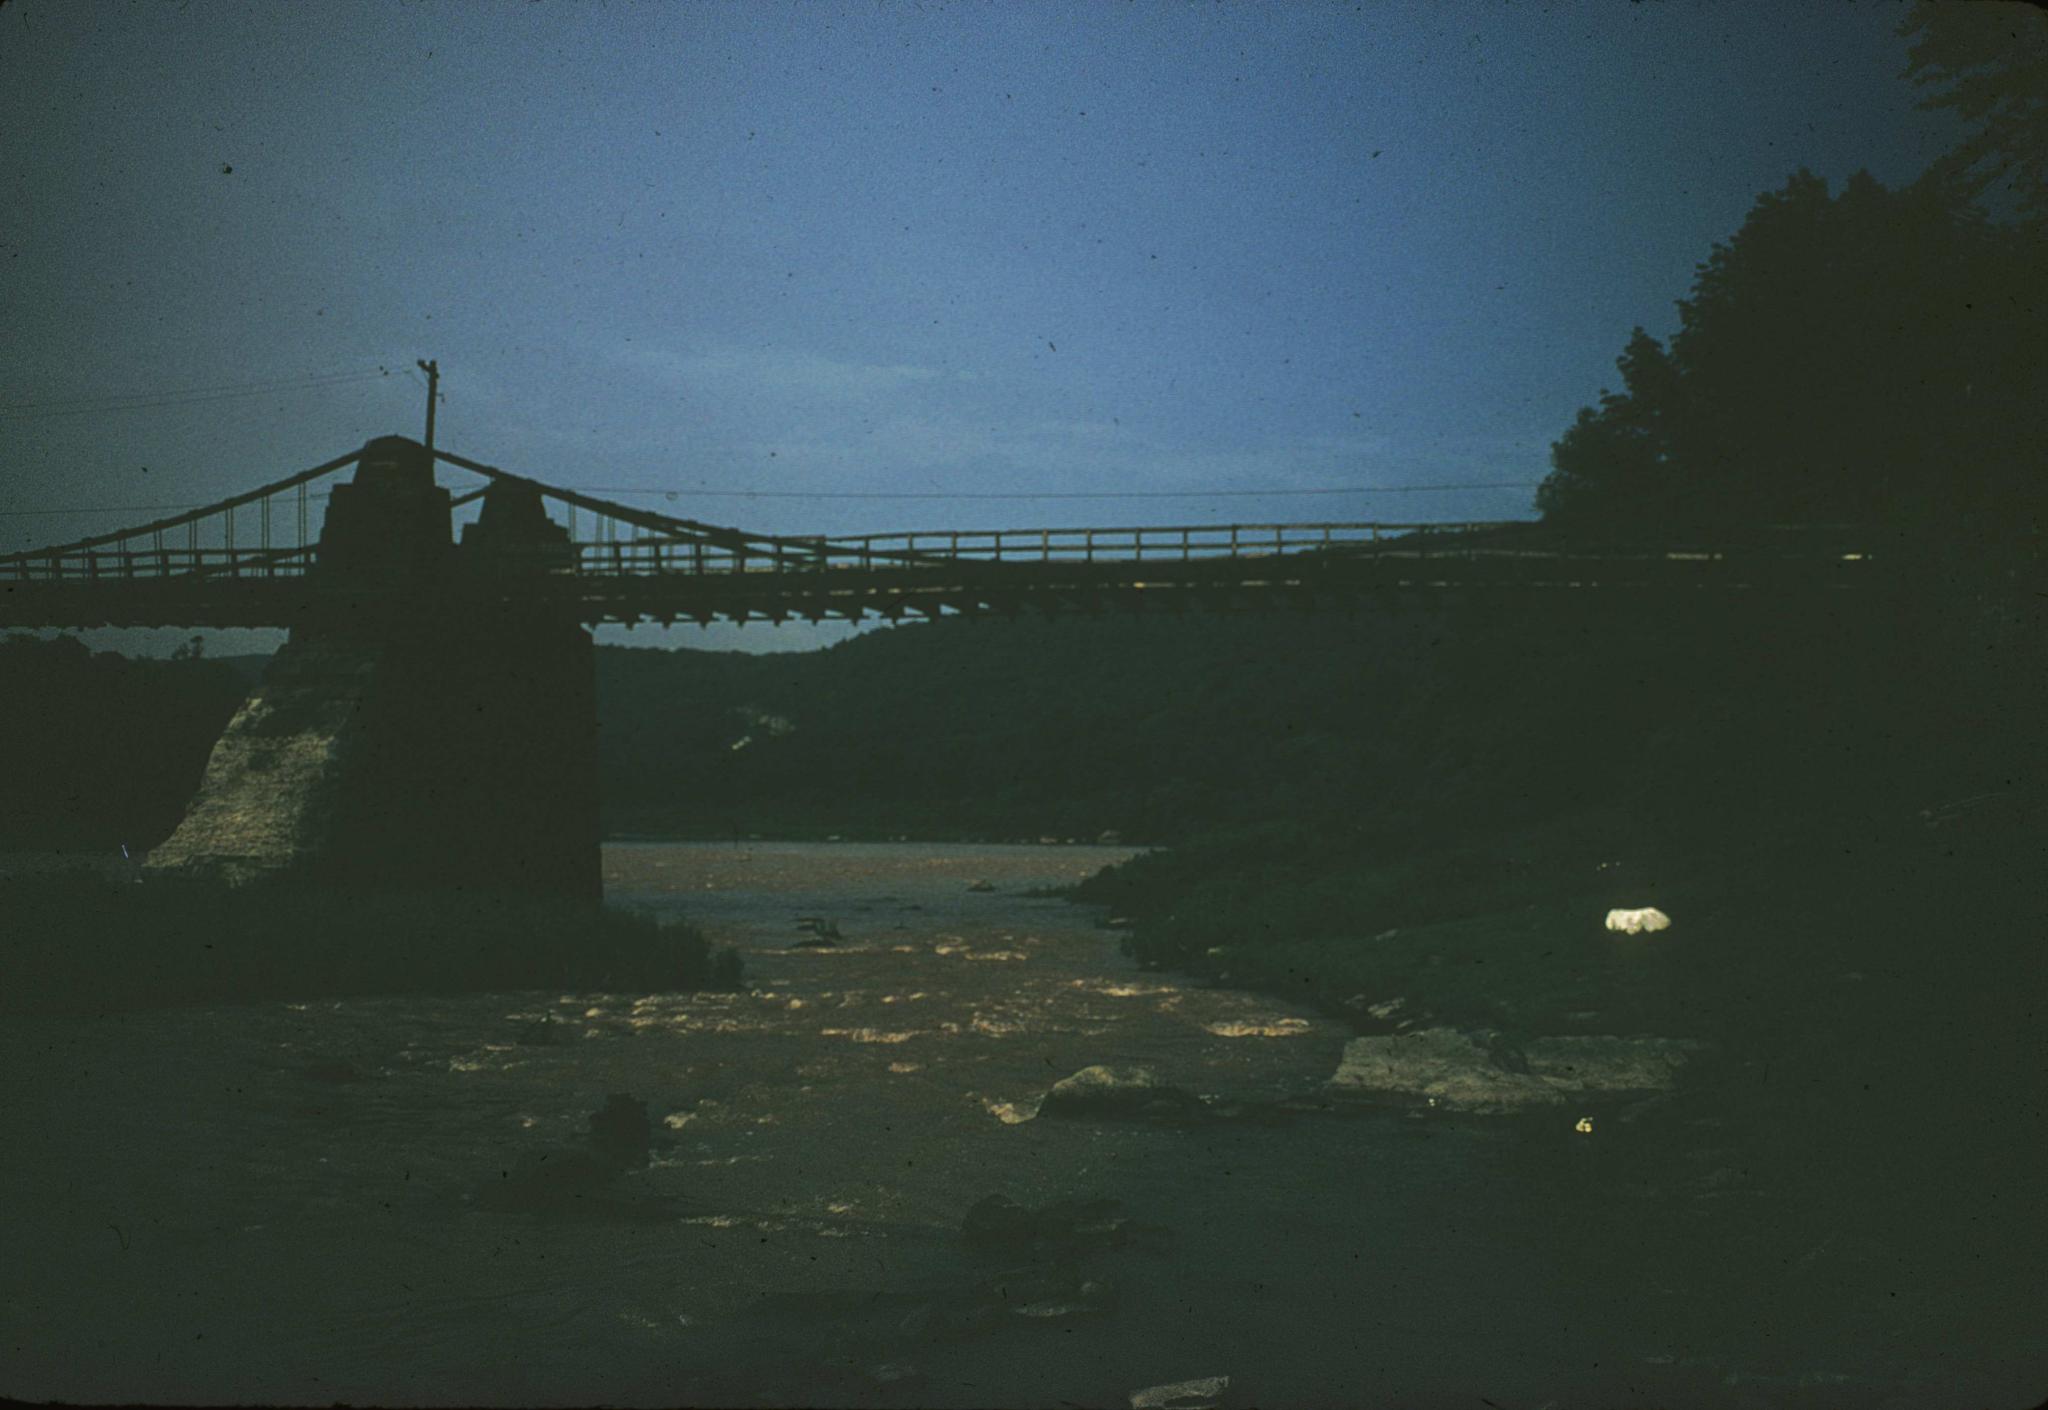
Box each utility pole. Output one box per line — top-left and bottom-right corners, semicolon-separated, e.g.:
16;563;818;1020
417;358;439;456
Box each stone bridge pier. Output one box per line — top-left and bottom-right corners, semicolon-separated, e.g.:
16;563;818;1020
146;436;601;900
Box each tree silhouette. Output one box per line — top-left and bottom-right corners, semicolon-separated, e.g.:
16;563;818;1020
1539;169;2046;535
1536;328;1685;526
1902;0;2048;218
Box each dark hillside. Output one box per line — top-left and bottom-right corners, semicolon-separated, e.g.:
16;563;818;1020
596;610;1457;842
600;549;2042;862
0;635;251;853
1076;553;2044;980
10;550;2037;876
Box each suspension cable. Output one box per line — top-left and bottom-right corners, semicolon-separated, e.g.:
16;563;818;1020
0;449;364;565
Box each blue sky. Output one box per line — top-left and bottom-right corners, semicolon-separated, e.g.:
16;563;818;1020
1;0;1960;653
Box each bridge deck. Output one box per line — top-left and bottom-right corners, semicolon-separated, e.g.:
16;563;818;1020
0;439;1892;628
0;538;1884;629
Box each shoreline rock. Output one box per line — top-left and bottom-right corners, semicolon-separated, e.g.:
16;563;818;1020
1326;1027;1701;1113
1040;1064;1206;1121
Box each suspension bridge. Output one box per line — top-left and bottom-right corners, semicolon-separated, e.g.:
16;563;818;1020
0;434;1889;901
0;436;1881;631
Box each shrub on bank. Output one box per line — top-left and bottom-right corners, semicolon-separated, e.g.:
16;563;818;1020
0;872;742;1014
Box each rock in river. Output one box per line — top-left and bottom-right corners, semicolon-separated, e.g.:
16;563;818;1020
587;1092;653;1166
476;1093;663;1214
1040;1064;1206;1120
1131;1374;1231;1409
1326;1027;1700;1114
1522;1034;1701;1093
961;1193;1040;1256
961;1192;1151;1260
475;1146;625;1214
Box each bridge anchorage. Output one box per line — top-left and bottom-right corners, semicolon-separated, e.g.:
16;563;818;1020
128;437;600;899
3;434;1886;898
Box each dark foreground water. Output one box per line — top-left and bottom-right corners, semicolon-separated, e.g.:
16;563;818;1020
2;843;2039;1407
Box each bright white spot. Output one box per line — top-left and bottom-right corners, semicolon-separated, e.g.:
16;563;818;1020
1604;907;1672;934
1575;1116;1594;1134
663;1112;694;1130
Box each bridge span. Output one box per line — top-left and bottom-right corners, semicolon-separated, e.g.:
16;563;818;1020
1;436;1881;632
1;434;1888;899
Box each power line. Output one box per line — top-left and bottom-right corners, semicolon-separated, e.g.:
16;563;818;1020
0;373;392;421
0;479;1543;519
0;368;393;421
575;481;1543;502
0;365;391;412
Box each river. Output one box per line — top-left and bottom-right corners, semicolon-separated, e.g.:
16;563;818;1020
0;842;2032;1407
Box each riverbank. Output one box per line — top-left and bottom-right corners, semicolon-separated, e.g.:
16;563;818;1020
4;841;2040;1407
1079;799;2048;1407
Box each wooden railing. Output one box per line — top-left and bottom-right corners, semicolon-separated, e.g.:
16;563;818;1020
0;545;318;582
569;521;1519;577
